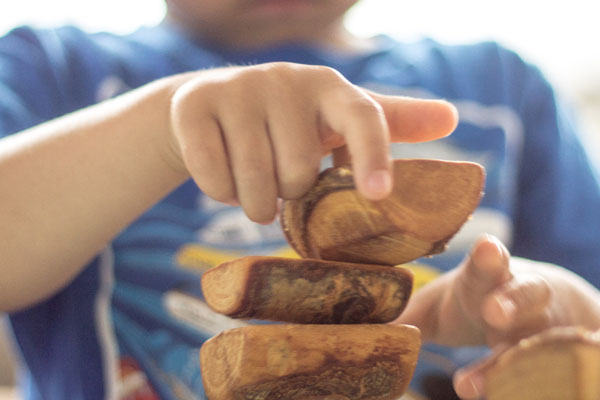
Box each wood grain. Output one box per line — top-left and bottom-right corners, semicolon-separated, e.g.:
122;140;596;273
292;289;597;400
280;159;485;266
202;256;413;324
200;324;421;400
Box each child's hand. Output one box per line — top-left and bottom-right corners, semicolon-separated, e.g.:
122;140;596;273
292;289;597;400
168;62;457;223
0;62;457;310
394;235;600;399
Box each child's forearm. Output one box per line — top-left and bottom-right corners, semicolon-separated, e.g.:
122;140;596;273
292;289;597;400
0;75;190;312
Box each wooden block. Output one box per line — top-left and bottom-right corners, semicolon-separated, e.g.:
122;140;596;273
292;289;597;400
280;159;485;266
201;256;413;324
200;324;421;400
486;327;600;400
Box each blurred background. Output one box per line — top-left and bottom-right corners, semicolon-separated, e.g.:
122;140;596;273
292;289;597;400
345;0;600;164
0;0;598;160
0;0;599;397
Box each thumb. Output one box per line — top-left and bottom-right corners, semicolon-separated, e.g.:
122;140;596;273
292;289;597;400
396;235;512;345
460;234;511;291
454;234;512;325
366;91;459;143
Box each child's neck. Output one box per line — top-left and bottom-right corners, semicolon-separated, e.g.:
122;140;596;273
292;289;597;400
326;27;378;55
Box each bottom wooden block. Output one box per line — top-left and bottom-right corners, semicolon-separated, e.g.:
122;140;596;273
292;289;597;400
200;324;421;400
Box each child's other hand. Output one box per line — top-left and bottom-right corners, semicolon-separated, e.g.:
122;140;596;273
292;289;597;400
395;235;600;399
168;62;457;223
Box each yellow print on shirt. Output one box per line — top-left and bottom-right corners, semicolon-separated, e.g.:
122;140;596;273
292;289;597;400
401;262;442;292
174;244;301;273
175;244;242;273
175;243;441;291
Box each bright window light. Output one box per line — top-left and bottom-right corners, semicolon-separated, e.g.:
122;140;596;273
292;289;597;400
0;0;598;156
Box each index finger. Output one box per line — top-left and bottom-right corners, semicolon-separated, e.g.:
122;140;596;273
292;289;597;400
321;89;459;200
366;90;459;143
319;86;392;200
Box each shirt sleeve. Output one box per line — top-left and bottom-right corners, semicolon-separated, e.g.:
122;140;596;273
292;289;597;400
511;63;600;287
0;26;74;138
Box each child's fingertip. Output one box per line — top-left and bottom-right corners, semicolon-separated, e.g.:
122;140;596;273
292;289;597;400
454;370;484;399
437;99;459;136
470;235;507;279
364;169;392;200
483;233;505;257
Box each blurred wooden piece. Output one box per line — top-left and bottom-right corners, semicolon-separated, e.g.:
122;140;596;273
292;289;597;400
200;324;421;400
486;327;600;400
202;256;413;324
280;159;485;266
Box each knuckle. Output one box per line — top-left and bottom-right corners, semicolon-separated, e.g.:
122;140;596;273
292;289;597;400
322;92;387;136
263;61;299;75
171;82;218;129
262;63;342;93
240;65;270;84
509;276;552;308
312;65;345;81
249;62;297;85
231;63;306;101
329;88;385;125
297;65;348;89
347;93;385;117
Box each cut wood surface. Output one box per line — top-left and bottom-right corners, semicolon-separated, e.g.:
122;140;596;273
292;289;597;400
202;256;413;324
199;159;486;399
486;327;600;400
200;324;421;400
280;159;485;266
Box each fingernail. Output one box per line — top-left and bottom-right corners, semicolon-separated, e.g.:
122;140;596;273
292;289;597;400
366;169;391;199
467;374;483;397
455;371;484;398
484;233;504;257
